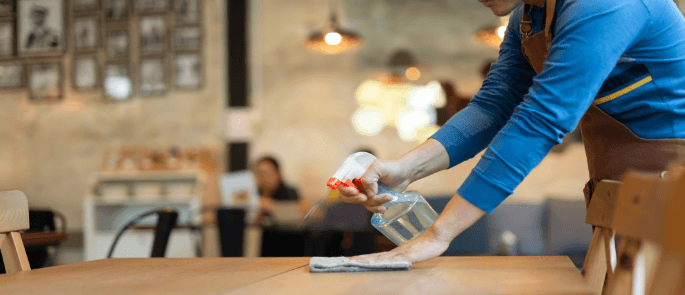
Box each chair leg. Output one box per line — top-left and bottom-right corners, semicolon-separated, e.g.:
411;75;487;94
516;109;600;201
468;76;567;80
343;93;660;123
0;232;31;273
582;227;611;295
606;237;642;295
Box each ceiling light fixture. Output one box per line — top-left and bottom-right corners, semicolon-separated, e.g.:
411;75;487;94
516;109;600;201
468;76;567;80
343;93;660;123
304;3;364;55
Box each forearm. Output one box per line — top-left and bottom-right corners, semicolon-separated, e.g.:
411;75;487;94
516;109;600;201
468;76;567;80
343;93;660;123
399;138;450;183
428;193;486;243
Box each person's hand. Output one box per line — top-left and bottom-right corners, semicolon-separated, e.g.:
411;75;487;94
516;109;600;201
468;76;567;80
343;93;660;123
337;159;413;213
348;226;449;265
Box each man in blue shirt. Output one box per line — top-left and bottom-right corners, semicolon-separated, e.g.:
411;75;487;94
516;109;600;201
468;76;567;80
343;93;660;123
339;0;685;265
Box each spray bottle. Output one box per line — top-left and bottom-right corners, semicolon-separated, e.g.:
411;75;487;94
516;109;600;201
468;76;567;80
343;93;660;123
327;152;439;245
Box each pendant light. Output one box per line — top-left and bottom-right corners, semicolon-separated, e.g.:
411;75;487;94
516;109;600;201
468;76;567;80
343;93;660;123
304;2;363;55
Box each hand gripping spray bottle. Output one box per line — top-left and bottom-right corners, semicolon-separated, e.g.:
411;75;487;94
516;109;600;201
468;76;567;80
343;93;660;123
327;152;439;245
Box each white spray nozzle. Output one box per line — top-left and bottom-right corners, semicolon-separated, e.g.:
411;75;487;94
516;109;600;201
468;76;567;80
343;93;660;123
327;152;377;190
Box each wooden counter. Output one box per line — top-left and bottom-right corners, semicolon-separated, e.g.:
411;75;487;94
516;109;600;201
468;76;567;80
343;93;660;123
0;257;592;294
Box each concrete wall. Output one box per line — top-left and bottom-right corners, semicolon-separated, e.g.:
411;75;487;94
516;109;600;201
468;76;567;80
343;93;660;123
249;0;589;205
0;0;226;231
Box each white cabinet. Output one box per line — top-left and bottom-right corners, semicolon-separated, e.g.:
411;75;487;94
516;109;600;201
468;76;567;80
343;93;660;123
83;171;203;261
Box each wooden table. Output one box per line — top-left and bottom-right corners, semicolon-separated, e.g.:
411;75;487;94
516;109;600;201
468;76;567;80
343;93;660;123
0;257;592;294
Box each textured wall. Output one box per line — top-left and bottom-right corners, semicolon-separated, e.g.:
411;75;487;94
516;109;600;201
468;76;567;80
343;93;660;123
0;0;226;231
249;0;589;205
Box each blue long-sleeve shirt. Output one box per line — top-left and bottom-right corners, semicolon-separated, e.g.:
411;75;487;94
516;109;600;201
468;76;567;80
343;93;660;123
430;0;685;213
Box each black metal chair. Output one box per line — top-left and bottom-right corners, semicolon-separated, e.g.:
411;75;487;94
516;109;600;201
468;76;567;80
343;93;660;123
107;207;179;258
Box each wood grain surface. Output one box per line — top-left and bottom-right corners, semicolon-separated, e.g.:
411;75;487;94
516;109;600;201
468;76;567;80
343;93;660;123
0;190;30;233
0;257;309;294
0;257;592;294
234;256;592;295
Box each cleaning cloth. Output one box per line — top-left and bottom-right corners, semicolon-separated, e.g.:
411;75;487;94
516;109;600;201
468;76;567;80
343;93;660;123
309;257;411;273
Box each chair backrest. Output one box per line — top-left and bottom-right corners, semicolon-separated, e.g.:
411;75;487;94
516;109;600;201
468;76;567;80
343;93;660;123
0;190;31;273
107;207;179;258
607;166;685;295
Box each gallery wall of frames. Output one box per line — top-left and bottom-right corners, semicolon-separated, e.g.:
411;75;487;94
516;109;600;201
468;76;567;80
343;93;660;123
0;0;203;101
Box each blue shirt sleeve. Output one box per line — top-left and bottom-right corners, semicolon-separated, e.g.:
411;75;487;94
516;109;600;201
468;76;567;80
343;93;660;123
432;0;652;213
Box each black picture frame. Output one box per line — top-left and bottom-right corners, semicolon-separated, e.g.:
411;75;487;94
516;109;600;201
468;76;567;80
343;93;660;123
72;15;99;52
104;61;132;100
135;0;169;14
104;0;130;23
138;56;167;96
172;52;201;90
0;61;24;89
72;54;99;90
0;19;15;57
172;25;201;52
173;0;200;25
72;0;99;14
27;61;62;101
17;0;67;56
139;15;167;55
105;27;129;59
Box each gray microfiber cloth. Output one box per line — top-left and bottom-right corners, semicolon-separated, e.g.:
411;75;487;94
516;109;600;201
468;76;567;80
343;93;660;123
309;257;411;273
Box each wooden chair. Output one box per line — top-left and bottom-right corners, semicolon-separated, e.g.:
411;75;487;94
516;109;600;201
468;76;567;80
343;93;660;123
600;164;685;295
0;191;31;273
581;180;621;295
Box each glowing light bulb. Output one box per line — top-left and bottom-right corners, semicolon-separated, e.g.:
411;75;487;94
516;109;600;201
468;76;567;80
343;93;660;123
497;26;507;39
325;32;342;45
405;67;421;81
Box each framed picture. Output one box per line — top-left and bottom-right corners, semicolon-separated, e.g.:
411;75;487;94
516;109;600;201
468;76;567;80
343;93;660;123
139;57;166;96
17;0;66;56
73;16;99;52
106;28;128;59
172;26;200;51
0;0;14;16
28;62;62;101
0;20;14;57
104;62;132;100
72;0;99;13
139;15;166;54
0;62;23;89
173;53;200;89
135;0;168;13
73;55;98;90
104;0;129;22
173;0;200;24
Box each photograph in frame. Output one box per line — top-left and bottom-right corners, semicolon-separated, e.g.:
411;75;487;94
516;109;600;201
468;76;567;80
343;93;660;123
73;0;99;12
173;0;200;24
139;16;166;54
73;16;99;52
0;21;13;57
0;0;14;16
173;53;200;89
139;57;166;96
135;0;168;13
18;0;65;56
105;0;129;22
106;29;128;59
172;26;200;51
0;63;23;89
28;62;62;101
73;55;98;90
104;63;132;100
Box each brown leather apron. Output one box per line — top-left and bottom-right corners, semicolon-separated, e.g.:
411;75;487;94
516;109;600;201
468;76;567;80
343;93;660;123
520;0;685;207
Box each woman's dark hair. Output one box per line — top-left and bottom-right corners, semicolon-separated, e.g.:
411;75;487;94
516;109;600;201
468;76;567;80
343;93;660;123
256;156;280;172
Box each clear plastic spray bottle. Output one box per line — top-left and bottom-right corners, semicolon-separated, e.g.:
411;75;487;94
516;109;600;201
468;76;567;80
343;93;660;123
327;152;439;245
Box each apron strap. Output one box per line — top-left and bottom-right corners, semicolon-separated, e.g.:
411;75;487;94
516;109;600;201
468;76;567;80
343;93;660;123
545;0;556;47
520;0;556;44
